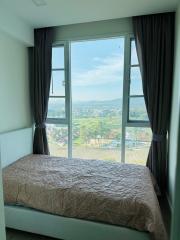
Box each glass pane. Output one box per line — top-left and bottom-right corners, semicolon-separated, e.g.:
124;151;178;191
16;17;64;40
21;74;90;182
131;40;138;65
47;124;68;157
71;38;124;162
129;97;148;121
50;70;65;96
125;127;152;165
52;46;64;69
130;67;143;95
72;119;121;161
47;98;65;119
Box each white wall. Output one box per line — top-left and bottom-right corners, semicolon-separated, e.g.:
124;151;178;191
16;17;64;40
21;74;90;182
0;29;33;239
54;17;132;41
170;113;180;240
0;3;33;46
168;4;180;206
0;30;32;133
0;160;5;240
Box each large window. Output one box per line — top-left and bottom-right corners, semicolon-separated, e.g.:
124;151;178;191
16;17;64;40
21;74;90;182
47;36;151;165
71;38;124;161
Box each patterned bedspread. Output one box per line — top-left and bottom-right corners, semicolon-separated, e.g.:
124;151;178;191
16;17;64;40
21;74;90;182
3;154;167;240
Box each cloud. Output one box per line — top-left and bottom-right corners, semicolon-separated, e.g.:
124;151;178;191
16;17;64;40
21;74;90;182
72;53;124;87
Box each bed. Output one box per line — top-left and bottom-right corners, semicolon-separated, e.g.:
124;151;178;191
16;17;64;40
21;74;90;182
0;128;167;240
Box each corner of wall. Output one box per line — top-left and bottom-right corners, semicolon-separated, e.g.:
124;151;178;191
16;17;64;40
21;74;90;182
168;2;180;208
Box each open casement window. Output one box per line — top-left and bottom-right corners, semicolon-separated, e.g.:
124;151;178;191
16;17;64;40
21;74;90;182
47;45;66;121
47;36;151;165
121;37;151;165
128;40;149;123
47;43;71;158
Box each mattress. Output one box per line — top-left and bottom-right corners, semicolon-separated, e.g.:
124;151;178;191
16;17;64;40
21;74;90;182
3;154;167;240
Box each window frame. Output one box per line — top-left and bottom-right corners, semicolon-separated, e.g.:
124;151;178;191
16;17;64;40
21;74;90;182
47;42;70;125
46;41;72;158
127;38;149;126
47;35;150;163
121;36;150;163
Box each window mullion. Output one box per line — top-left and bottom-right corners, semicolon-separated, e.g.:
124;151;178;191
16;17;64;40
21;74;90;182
46;118;68;125
126;121;150;128
129;95;144;98
121;35;131;163
64;41;72;159
131;64;139;68
52;68;65;71
49;96;66;98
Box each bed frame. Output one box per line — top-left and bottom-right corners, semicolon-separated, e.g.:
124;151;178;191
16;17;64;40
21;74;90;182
0;127;150;240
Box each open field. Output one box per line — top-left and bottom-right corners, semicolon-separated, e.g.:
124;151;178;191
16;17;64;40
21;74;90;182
49;143;149;166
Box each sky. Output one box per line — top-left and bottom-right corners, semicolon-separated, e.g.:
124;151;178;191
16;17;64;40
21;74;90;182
51;37;142;102
71;38;124;101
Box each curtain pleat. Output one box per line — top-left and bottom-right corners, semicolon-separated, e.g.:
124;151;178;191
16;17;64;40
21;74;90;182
31;28;53;154
132;13;175;193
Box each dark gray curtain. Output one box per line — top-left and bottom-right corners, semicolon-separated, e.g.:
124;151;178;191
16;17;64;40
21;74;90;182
31;28;53;154
132;13;175;193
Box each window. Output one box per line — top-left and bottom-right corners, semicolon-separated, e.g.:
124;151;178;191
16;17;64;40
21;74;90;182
47;124;68;157
47;45;66;120
128;40;148;122
47;36;151;165
121;38;151;164
71;38;124;162
47;44;70;157
125;127;151;165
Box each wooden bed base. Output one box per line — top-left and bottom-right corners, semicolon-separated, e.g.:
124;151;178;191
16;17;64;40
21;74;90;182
1;128;150;240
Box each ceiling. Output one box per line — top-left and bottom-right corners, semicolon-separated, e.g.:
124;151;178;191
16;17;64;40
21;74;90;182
0;0;178;28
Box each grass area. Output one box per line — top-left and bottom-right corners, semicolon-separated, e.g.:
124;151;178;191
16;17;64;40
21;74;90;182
49;142;149;166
